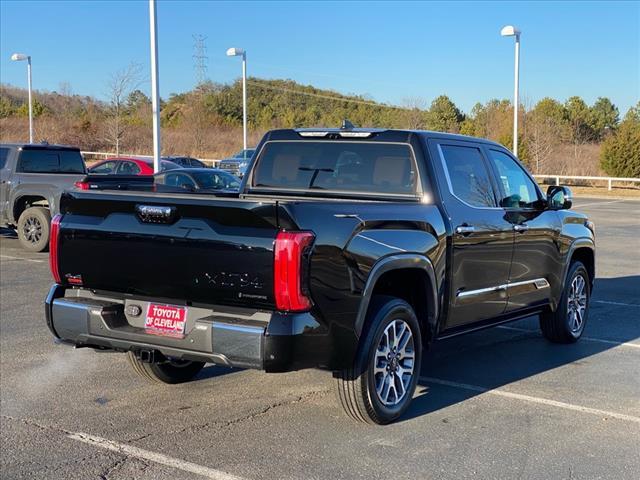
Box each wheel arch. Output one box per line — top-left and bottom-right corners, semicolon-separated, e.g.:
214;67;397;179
12;194;51;223
570;245;595;288
354;254;438;346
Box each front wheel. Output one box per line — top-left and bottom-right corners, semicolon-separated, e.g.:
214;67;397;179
126;352;205;384
335;296;422;424
540;261;591;343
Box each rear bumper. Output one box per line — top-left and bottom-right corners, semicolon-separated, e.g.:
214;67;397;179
45;285;332;372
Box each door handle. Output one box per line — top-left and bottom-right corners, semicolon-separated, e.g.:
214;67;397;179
455;225;476;235
514;224;529;233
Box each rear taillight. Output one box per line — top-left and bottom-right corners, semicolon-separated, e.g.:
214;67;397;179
74;181;90;190
274;231;315;312
49;214;62;283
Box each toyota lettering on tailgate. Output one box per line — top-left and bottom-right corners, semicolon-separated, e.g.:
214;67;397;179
144;304;187;336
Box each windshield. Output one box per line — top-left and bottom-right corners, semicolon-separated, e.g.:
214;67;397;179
252;141;418;196
193;171;240;190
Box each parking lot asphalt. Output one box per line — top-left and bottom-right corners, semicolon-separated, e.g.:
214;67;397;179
1;196;639;480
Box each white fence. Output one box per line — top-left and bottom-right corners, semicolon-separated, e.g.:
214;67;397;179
81;151;221;167
81;152;639;191
533;174;640;191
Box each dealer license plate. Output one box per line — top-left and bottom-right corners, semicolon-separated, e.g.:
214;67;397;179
144;303;187;336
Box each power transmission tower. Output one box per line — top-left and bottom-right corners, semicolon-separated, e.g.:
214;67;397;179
193;34;208;86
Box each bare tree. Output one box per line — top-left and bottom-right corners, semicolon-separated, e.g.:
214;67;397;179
527;116;558;174
104;63;142;155
402;97;427;130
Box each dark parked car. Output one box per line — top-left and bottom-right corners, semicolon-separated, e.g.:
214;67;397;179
0;143;86;251
217;148;255;177
154;168;240;192
162;156;208;169
88;157;181;175
45;127;595;424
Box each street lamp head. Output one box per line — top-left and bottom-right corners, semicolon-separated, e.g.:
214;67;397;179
11;53;29;61
500;25;521;37
226;47;245;57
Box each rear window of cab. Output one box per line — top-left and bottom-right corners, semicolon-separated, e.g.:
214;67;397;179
251;141;418;196
17;149;85;174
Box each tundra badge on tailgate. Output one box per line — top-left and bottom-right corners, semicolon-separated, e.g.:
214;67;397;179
135;205;177;224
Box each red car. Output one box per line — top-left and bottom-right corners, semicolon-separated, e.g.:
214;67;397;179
87;157;181;175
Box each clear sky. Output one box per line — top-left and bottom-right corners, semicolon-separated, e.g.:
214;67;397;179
1;0;638;114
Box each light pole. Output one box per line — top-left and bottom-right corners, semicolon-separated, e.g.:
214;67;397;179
149;0;161;173
501;25;521;157
11;53;33;143
226;47;247;151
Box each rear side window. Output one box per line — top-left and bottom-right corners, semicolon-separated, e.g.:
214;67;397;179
252;141;418;196
58;150;86;173
118;161;141;174
0;148;10;169
439;144;496;208
17;149;85;174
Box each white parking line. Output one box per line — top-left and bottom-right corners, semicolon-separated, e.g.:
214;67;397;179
0;254;45;263
574;199;629;208
594;300;640;308
419;376;640;424
496;325;640;349
68;432;245;480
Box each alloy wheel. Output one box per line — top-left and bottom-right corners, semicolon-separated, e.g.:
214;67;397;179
567;274;588;333
22;216;42;244
373;319;416;407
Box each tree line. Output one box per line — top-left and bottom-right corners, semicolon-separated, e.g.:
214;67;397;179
0;76;638;177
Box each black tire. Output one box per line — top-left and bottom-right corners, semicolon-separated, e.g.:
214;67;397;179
540;261;590;344
17;207;50;252
126;352;205;384
335;296;422;425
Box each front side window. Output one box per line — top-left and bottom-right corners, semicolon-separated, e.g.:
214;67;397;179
164;173;195;189
90;161;117;174
440;144;496;208
488;150;540;209
193;171;240;190
252;142;418;196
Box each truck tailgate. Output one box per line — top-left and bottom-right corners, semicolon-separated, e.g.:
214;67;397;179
56;191;282;309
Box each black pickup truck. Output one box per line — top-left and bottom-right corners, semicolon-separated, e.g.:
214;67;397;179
45;127;595;424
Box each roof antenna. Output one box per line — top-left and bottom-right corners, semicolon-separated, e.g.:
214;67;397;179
341;119;355;130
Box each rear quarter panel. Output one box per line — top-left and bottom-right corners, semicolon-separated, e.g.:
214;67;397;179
281;200;447;365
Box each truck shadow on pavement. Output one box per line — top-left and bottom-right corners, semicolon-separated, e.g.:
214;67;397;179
402;275;640;423
0;227;17;238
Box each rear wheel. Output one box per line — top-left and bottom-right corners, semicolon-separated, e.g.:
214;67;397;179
540;261;590;343
17;207;50;252
126;352;205;384
335;296;422;424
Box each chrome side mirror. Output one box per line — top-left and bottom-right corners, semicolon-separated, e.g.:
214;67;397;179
547;185;572;210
